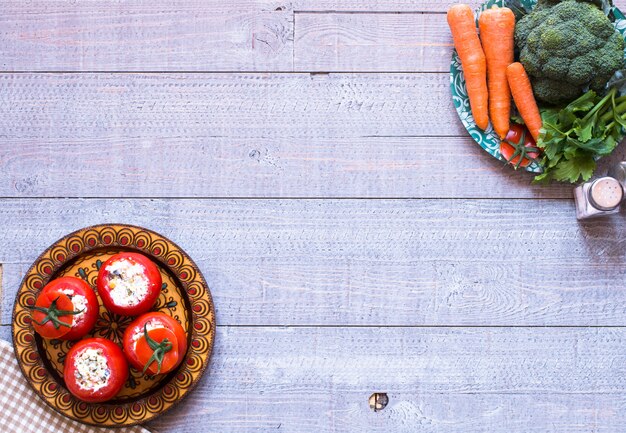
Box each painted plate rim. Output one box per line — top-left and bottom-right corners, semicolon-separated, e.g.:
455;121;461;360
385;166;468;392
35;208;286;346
450;0;626;174
11;223;216;427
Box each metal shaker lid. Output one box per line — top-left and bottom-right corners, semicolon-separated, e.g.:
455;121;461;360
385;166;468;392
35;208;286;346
588;177;624;211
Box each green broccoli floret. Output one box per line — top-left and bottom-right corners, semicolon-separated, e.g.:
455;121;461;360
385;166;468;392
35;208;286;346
534;0;605;12
515;0;625;105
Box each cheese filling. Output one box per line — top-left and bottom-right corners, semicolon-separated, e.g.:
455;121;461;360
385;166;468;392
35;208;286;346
59;288;87;325
105;259;149;307
73;348;111;391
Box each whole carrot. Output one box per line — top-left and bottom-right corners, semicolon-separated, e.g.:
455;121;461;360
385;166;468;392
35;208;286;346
447;4;489;131
479;5;515;139
506;62;542;141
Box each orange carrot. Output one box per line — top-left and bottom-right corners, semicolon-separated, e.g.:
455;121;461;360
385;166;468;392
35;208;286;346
506;62;542;141
478;5;515;139
447;4;489;131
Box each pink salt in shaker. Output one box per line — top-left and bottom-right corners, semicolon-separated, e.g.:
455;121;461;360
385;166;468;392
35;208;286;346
574;176;623;220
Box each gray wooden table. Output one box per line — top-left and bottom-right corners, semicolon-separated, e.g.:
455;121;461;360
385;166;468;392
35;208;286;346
1;1;626;431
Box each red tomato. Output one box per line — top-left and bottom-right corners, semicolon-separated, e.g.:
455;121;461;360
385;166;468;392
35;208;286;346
30;291;74;339
500;124;541;169
30;277;98;340
135;328;180;375
46;277;98;340
122;312;187;374
63;338;128;403
97;252;162;316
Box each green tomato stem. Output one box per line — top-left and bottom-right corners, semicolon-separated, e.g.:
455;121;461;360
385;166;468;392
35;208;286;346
503;129;540;169
28;297;82;330
142;324;174;376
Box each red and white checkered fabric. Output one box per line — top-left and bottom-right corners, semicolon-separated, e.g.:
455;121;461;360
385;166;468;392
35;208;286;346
0;339;152;433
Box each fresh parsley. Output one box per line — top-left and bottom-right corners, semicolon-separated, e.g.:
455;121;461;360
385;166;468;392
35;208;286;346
535;87;626;183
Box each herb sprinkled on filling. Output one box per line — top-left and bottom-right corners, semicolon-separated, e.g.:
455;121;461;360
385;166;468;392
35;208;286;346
73;348;111;391
106;259;149;307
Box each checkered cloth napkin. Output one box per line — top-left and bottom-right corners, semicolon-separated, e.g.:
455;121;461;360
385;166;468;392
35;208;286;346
0;339;152;433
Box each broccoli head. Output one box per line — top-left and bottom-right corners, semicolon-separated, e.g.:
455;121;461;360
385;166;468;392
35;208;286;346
533;0;604;10
515;0;625;105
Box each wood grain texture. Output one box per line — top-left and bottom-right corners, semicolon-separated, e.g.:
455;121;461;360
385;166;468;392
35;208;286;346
0;265;3;323
0;0;477;73
294;0;626;12
0;324;624;431
292;0;626;12
0;72;461;140
1;199;625;327
294;13;452;72
3;0;626;73
0;135;585;199
290;0;485;12
0;1;293;71
3;72;621;199
147;326;626;432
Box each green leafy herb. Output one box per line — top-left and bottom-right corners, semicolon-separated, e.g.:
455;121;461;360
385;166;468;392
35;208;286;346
535;87;626;183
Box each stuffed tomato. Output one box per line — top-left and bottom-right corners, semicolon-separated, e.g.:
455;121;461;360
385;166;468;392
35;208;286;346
97;252;162;316
64;338;128;403
30;276;99;340
122;312;187;375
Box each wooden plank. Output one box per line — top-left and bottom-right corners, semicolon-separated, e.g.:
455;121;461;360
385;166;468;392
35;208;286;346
1;199;626;326
145;326;626;432
0;72;463;140
0;1;293;72
0;0;485;73
294;13;453;72
291;0;626;12
0;265;2;324
4;1;626;73
1;324;625;431
290;0;484;12
0;135;584;199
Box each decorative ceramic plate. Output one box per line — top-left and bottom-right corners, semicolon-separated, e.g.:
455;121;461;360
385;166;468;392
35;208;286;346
12;224;215;427
450;0;626;173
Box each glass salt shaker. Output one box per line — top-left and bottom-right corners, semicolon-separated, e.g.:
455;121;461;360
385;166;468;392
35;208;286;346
574;176;623;220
